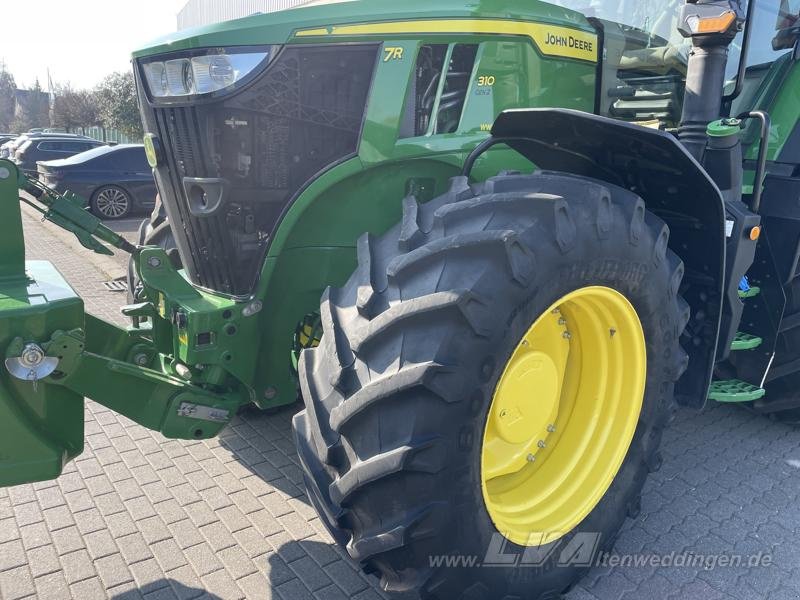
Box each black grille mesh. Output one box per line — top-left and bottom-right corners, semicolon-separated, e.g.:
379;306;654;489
148;44;378;295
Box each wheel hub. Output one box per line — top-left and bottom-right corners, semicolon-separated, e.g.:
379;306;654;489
481;286;646;546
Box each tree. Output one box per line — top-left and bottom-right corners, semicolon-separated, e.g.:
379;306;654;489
52;84;99;131
0;66;16;132
94;71;143;139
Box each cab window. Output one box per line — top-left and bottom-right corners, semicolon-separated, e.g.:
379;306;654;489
730;0;798;116
399;43;479;138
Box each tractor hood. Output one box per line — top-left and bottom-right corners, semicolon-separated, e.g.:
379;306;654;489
130;0;596;298
132;0;592;59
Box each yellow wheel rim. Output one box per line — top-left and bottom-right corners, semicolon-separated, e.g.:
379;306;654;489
481;286;646;546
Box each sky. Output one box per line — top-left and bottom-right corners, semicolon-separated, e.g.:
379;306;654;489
0;0;187;91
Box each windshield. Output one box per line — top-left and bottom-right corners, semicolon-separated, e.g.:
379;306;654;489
547;0;793;123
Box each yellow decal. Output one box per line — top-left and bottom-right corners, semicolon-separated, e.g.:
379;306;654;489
528;24;597;61
158;293;166;318
383;46;405;61
295;19;598;63
480;123;493;132
178;331;188;347
477;75;496;87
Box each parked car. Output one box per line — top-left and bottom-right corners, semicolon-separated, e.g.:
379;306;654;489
13;136;105;174
0;132;95;160
38;144;156;219
0;134;17;148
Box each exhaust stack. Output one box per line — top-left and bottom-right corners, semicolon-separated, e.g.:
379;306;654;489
677;0;746;160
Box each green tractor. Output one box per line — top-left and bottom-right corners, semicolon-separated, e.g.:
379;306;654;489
1;0;799;597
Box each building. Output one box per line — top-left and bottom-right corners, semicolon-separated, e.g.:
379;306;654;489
13;88;50;128
177;0;322;29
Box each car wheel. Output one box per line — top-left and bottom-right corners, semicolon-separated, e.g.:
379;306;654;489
92;186;132;220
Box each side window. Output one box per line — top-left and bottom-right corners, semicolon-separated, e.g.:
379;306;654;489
731;0;797;117
400;43;479;138
435;44;479;134
37;141;56;151
400;44;448;138
118;149;149;171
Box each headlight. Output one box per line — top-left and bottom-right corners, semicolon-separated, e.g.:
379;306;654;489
141;48;274;99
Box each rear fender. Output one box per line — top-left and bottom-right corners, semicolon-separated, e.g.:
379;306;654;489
490;108;727;408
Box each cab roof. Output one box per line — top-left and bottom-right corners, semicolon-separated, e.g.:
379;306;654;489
133;0;590;59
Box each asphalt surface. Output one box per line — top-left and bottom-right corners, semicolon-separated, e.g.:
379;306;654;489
1;207;799;600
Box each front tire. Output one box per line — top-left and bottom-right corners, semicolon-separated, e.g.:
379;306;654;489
294;172;689;599
126;194;179;305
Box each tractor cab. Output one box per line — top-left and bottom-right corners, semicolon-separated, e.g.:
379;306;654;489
550;0;799;127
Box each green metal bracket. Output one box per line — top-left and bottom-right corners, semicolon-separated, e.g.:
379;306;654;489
15;164;135;256
135;247;262;389
41;328;242;440
731;331;763;351
708;379;766;403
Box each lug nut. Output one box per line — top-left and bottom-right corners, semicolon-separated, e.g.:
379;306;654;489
527;454;536;462
563;332;572;339
547;424;556;433
558;318;567;325
538;440;546;449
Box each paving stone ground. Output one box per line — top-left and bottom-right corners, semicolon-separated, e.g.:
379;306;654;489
2;206;799;600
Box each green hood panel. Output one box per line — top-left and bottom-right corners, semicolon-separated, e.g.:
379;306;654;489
132;0;591;58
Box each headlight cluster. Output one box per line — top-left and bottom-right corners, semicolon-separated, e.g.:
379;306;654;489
142;50;272;98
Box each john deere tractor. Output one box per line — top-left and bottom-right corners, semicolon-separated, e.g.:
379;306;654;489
1;0;799;597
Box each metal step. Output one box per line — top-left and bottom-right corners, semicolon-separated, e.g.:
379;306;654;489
731;331;763;351
739;286;760;299
709;379;765;403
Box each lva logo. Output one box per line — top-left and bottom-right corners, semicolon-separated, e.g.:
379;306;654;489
481;532;601;568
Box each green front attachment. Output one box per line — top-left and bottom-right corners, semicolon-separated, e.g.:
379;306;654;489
0;164;85;486
0;160;254;488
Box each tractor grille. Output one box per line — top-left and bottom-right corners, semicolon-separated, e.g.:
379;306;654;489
144;44;379;295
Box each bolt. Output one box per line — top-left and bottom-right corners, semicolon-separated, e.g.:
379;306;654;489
551;308;561;314
147;256;162;268
563;331;572;340
243;300;263;318
20;344;45;368
133;353;149;366
558;318;567;326
547;424;556;433
521;340;529;347
538;440;546;449
264;387;278;400
527;454;536;462
174;363;192;380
